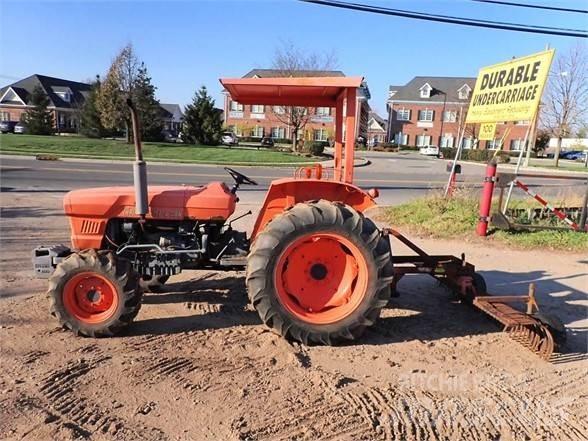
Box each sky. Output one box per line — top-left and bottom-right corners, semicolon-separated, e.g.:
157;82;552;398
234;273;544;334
0;0;586;114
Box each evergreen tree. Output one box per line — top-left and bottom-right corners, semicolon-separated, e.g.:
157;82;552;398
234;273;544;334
22;85;54;135
183;86;222;145
80;77;107;138
132;63;164;141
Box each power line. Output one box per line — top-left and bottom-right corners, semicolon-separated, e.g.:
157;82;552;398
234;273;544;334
299;0;588;38
470;0;587;14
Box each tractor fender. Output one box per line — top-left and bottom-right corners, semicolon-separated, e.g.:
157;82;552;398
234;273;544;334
251;178;377;240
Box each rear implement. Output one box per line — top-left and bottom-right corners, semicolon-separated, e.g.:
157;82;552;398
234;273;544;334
385;228;566;360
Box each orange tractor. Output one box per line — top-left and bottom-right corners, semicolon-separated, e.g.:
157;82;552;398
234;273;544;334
33;77;394;344
33;76;565;358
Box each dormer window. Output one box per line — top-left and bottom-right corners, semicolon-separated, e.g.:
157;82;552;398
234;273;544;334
419;83;432;98
56;92;70;102
458;84;471;100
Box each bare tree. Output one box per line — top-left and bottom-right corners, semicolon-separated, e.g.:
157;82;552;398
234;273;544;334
270;42;338;151
542;44;588;167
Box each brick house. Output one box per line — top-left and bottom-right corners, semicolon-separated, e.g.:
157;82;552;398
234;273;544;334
0;74;91;132
1;74;184;136
223;69;371;143
366;111;387;146
386;76;530;151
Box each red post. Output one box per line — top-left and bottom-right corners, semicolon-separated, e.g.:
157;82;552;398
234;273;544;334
477;160;498;236
448;171;457;196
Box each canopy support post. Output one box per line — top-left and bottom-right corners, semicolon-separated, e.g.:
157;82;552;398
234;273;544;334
344;87;357;184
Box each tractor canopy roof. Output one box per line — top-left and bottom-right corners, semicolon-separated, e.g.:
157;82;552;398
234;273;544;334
219;76;363;107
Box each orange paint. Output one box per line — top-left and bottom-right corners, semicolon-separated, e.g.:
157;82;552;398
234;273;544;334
62;272;119;324
65;183;236;249
251;178;376;240
274;232;369;324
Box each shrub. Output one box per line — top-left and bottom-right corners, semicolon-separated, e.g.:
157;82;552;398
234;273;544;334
304;140;328;156
440;148;510;163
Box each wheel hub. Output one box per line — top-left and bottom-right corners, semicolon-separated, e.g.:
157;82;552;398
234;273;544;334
63;272;118;323
310;263;328;281
275;233;368;324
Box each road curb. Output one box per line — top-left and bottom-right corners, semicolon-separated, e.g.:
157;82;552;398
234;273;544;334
0;151;371;169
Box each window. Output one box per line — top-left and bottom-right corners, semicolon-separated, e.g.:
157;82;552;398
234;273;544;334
233;126;243;136
442;111;457;122
458;84;471;100
510;138;525;151
418;109;434;122
273;106;285;114
271;127;286;138
230;101;243;111
487;139;501;150
420;83;432;98
56;92;70;102
313;128;328;141
461;137;473;149
440;135;454;148
252;126;264;137
394;132;408;145
416;135;431;147
251;105;264;113
316;107;331;116
396;109;410;121
0;112;10;121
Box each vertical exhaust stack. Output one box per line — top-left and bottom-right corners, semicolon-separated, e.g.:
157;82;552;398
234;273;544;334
127;98;149;220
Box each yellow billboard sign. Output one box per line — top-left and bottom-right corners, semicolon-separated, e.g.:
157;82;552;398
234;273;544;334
479;122;496;141
466;49;554;124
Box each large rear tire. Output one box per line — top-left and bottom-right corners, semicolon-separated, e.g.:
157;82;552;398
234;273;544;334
48;250;142;337
246;200;393;345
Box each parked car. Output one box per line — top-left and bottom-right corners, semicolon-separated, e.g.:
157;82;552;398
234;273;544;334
260;137;274;147
0;121;18;133
565;150;587;161
14;122;27;134
560;150;582;160
221;132;239;146
161;130;177;143
419;145;440;157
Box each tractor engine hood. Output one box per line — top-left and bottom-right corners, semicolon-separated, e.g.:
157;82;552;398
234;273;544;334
64;182;236;222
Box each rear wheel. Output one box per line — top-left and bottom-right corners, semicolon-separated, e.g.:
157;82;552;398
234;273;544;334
48;250;142;337
246;200;393;345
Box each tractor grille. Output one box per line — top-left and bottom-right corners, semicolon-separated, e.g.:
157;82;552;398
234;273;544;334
80;220;101;234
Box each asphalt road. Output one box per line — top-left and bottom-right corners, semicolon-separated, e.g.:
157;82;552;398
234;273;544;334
0;152;584;206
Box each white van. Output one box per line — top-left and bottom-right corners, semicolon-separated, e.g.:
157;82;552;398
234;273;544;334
419;145;440;157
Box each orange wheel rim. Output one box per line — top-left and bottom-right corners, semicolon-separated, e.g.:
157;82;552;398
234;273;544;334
63;272;118;324
275;232;369;324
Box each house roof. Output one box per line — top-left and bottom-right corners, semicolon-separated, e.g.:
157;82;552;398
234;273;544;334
387;76;476;103
243;69;346;78
159;103;183;118
220;77;364;107
0;74;91;108
369;111;387;126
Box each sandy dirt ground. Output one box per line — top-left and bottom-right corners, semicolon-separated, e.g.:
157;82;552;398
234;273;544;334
1;190;587;441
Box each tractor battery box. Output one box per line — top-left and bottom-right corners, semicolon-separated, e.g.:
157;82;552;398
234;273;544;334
32;245;72;278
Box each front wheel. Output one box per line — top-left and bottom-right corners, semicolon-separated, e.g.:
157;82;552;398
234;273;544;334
246;200;393;345
48;250;142;337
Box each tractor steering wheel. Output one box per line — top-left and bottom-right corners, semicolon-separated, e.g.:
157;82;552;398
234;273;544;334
224;167;258;192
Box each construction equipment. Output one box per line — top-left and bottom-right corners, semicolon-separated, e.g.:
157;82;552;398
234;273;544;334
32;77;564;358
